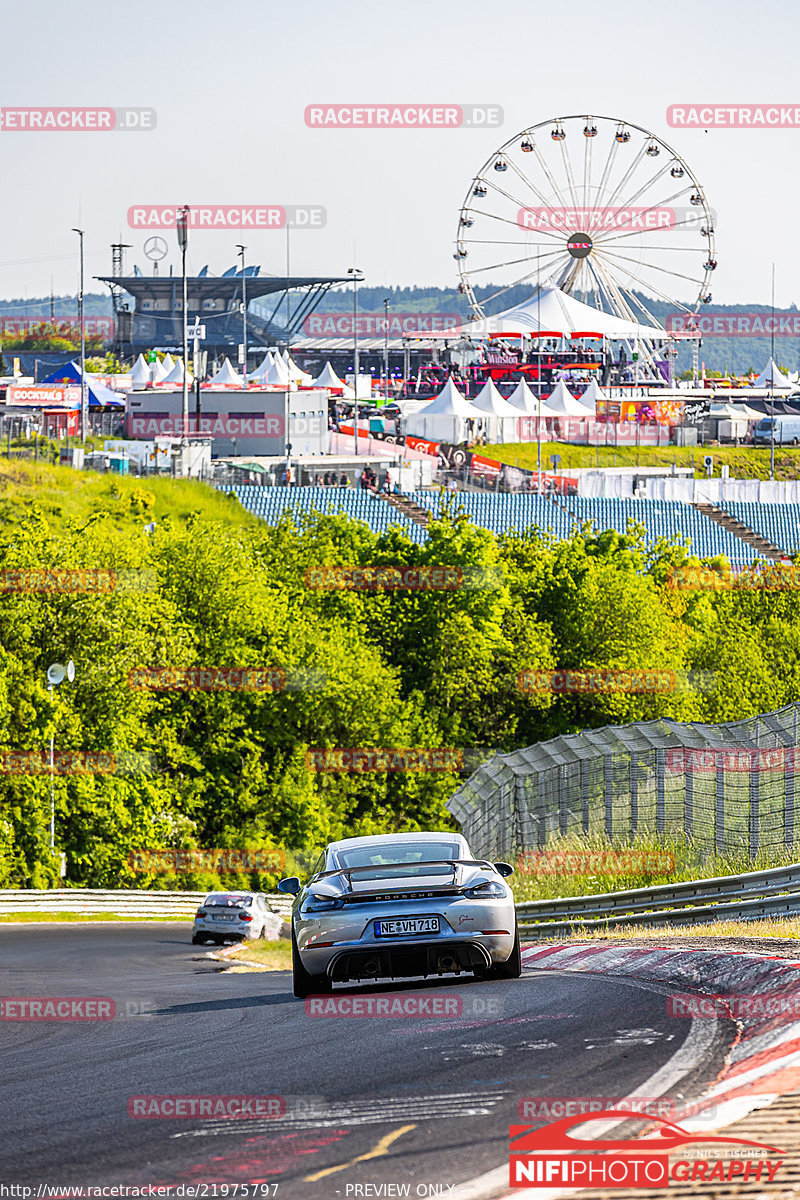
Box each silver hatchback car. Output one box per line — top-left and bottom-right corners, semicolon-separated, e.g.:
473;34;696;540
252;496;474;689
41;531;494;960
279;832;520;997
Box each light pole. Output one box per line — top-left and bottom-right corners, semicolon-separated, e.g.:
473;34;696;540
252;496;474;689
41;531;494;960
237;244;247;389
71;229;86;441
177;206;190;441
383;297;390;402
46;660;75;858
770;262;776;481
348;267;361;454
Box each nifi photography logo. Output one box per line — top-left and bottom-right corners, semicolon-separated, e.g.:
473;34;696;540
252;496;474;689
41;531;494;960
508;1112;785;1188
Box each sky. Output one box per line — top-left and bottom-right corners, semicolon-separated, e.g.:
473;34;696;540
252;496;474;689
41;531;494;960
2;0;799;309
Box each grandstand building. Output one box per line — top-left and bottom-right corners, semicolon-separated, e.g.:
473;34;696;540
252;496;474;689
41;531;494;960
97;265;353;362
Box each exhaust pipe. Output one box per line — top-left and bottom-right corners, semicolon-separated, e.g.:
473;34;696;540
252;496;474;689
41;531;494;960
437;953;459;974
361;958;381;977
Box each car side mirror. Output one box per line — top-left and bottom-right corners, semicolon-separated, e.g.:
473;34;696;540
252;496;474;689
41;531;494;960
494;861;514;877
278;876;301;895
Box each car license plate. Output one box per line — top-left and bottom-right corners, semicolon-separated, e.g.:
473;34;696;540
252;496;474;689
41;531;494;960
213;914;236;921
374;916;439;937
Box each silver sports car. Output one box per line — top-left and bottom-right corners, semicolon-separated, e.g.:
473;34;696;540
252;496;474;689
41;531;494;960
278;831;520;998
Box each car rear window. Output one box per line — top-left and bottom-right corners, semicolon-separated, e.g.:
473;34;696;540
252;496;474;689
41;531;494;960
203;894;252;907
334;841;460;868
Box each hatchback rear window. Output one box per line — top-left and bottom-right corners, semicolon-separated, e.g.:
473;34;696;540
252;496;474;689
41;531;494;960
203;894;251;907
334;841;461;868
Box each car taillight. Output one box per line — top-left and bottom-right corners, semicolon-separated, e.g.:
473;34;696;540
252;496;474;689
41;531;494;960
239;913;253;921
195;909;207;918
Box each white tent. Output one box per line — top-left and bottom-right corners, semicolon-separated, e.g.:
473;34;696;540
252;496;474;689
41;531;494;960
264;354;293;389
471;379;523;443
247;351;274;383
131;354;151;388
207;358;243;388
577;378;610;413
543;380;594;417
150;356;169;383
708;402;764;421
161;353;176;374
404;379;480;444
286;354;314;386
753;358;793;390
506;377;561;418
314;361;346;391
469;283;666;342
161;357;193;386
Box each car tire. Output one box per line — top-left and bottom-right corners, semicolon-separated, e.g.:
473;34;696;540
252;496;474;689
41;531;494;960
486;922;522;980
291;925;332;998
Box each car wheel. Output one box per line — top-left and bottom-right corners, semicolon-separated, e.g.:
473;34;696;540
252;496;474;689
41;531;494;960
291;925;332;998
486;922;522;980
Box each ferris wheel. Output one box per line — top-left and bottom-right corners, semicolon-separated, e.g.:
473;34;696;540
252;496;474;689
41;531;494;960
455;114;716;333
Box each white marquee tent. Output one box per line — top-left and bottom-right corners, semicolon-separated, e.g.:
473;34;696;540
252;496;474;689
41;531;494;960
469;284;666;341
314;361;346;391
753;358;793;391
150;356;169;384
161;357;193;386
506;377;561;418
265;354;292;388
543;380;595;417
471;378;523;442
247;352;274;383
577;378;610;412
404;379;480;444
131;354;151;388
207;358;243;388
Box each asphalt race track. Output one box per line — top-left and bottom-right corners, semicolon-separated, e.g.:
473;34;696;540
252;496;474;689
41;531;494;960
0;925;735;1199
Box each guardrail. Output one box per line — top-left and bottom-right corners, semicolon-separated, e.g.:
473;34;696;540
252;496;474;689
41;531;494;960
0;889;294;920
516;861;800;936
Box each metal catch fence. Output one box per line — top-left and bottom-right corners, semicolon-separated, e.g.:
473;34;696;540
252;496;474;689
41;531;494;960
448;703;800;861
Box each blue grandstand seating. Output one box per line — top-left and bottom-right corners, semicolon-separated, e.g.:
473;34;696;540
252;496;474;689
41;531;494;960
220;486;429;543
717;502;800;557
218;485;770;564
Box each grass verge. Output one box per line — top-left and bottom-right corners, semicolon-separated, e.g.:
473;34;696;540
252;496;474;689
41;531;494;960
532;917;800;942
507;831;795;904
227;939;292;969
481;441;800;481
0;912;189;922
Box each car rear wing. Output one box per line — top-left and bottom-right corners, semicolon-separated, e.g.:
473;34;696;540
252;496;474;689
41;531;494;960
312;858;495;887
